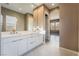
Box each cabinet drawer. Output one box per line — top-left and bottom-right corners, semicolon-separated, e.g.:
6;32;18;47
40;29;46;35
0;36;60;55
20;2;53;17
17;39;28;55
28;39;36;50
2;37;16;44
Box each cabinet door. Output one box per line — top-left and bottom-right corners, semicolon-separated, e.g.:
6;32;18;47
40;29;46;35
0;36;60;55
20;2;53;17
28;37;36;50
17;39;27;55
39;34;43;43
35;34;43;45
2;42;17;56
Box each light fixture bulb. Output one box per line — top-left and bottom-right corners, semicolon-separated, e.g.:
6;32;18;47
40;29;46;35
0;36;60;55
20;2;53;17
19;8;22;10
52;3;55;6
32;4;34;7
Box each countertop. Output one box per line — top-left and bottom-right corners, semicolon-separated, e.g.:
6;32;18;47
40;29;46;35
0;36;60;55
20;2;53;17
1;31;44;39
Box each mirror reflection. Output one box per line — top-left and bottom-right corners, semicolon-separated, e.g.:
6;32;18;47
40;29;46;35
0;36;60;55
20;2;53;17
6;15;17;32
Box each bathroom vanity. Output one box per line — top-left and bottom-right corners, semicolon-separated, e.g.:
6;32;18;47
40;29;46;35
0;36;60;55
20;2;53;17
1;31;44;56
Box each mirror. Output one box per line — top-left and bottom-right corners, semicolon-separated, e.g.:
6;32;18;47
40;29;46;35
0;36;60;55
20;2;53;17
6;15;17;32
1;15;17;32
1;7;34;32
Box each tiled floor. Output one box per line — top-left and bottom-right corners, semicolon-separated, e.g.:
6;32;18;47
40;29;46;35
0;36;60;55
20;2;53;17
24;34;77;56
50;34;59;47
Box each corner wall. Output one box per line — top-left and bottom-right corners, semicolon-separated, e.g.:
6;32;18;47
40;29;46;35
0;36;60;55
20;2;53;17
50;8;59;20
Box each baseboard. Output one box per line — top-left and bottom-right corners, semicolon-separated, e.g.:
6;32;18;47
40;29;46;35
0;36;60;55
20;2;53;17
60;47;78;56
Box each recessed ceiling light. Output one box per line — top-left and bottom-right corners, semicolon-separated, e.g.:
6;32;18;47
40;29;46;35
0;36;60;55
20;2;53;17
52;3;55;6
31;4;34;7
19;8;22;11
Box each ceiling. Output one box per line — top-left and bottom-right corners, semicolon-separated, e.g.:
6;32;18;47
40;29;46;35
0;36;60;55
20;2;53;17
44;3;59;9
1;3;59;14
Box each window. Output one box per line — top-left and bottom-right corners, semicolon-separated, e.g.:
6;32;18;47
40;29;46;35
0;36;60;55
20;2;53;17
56;22;59;30
50;21;60;31
51;22;55;30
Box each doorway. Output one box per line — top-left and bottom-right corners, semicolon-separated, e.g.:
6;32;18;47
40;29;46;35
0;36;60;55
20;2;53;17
50;19;60;47
45;14;49;42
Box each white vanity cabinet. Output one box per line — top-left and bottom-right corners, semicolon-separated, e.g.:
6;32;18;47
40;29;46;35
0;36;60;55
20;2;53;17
1;32;44;56
28;36;36;50
35;33;44;45
17;38;28;55
27;33;44;51
1;37;17;56
3;42;17;56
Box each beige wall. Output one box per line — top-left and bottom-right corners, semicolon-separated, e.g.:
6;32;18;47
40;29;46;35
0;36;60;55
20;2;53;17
33;5;44;29
33;5;49;30
60;4;78;51
50;8;59;20
38;6;44;29
1;7;25;31
25;14;33;31
78;4;79;52
33;5;50;40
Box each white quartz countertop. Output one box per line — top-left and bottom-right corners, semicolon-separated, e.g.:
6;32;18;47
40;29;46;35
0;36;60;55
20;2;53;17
1;31;44;39
1;31;33;38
